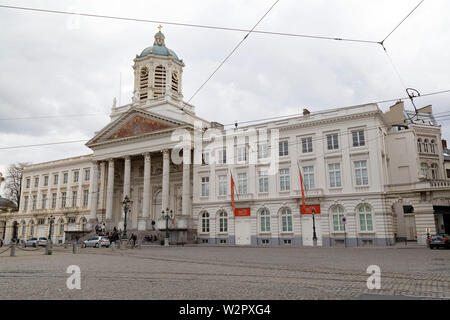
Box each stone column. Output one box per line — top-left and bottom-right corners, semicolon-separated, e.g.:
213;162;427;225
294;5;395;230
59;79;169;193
89;161;99;221
182;148;191;216
162;149;170;213
139;153;151;231
123;156;131;199
99;162;106;210
105;159;115;225
122;156;131;220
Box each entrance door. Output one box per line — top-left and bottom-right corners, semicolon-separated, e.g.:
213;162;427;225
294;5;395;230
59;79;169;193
301;215;322;246
405;215;417;240
235;220;251;245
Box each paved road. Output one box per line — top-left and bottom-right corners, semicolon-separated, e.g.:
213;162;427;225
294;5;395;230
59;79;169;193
0;245;449;299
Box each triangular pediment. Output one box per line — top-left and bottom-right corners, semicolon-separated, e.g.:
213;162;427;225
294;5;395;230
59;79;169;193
107;116;171;140
86;107;188;148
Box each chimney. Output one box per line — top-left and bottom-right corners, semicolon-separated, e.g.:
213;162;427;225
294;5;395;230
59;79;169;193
442;139;447;149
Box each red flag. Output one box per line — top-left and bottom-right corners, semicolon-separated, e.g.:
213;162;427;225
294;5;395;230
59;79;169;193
231;174;236;214
299;167;306;210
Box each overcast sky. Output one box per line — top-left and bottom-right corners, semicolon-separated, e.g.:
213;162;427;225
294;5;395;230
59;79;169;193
1;0;449;194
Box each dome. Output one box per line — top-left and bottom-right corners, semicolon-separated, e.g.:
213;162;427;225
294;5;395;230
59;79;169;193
138;30;182;62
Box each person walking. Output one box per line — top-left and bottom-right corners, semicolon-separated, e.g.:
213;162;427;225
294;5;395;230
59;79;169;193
151;220;156;231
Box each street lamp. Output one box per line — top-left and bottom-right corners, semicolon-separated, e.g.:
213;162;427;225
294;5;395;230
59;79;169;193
161;207;173;246
312;208;317;246
121;195;132;240
48;215;55;247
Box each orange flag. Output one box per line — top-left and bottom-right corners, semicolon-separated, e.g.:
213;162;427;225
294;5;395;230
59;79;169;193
299;167;306;211
231;174;235;214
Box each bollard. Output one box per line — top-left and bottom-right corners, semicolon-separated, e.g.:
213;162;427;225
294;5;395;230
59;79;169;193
10;242;16;257
117;241;121;249
45;242;49;255
72;243;77;254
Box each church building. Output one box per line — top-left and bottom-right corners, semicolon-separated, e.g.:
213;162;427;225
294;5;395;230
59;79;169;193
2;29;449;246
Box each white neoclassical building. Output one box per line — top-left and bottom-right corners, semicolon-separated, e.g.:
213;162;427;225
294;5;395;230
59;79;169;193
1;29;449;246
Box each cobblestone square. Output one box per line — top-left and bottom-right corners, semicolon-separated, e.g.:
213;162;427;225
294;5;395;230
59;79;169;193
1;244;449;300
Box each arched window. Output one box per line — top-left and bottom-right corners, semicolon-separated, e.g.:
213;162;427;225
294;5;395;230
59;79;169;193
358;204;373;232
431;163;439;180
260;209;270;232
171;72;179;92
21;222;26;237
218;211;228;233
201;212;210;233
420;163;428;178
154;65;166;97
80;218;87;232
430;139;436;154
417;138;422;153
331;206;345;232
280;208;292;232
424;139;429;153
139;66;149;100
59;219;65;236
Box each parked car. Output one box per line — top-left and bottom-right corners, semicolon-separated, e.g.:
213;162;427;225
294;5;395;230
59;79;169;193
25;237;48;247
82;236;110;248
427;235;450;249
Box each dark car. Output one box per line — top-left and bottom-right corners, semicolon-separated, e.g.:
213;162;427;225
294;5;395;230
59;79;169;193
427;235;450;249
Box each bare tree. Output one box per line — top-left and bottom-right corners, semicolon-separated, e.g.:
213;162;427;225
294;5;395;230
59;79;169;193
3;163;30;207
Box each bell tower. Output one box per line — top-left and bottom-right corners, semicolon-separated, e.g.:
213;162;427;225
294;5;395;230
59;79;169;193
132;26;185;104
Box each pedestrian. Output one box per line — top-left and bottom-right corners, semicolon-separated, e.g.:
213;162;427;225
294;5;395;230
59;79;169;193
130;233;137;248
95;224;99;235
101;223;106;235
151;220;156;231
0;238;3;247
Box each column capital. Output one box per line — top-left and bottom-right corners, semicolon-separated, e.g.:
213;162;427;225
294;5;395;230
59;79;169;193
123;155;131;160
143;152;151;159
162;149;170;155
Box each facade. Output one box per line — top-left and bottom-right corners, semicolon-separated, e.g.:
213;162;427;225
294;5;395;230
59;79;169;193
1;30;449;246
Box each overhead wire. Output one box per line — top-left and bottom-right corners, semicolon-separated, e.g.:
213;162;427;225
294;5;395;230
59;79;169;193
187;0;280;103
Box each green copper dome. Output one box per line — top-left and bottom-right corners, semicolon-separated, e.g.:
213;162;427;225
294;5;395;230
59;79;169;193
139;31;182;62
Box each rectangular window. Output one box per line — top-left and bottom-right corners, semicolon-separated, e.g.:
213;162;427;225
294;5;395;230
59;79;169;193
63;173;68;184
41;194;47;209
32;195;37;210
83;189;89;207
301;137;313;153
84;169;90;181
218;149;227;164
328;163;342;188
218;175;227;196
279;140;288;156
72;191;77;207
202;152;210;165
354;160;369;186
447;169;450;179
53;174;58;185
327;133;339;150
68;217;76;224
352;130;365;147
302;166;315;190
258;170;269;193
37;218;45;225
237;146;247;162
279;168;290;191
44;176;49;187
34;177;39;188
24;196;29;211
61;192;67;208
201;177;209;197
73;171;79;183
52;193;57;209
257;143;268;159
238;173;247;194
26;178;30;188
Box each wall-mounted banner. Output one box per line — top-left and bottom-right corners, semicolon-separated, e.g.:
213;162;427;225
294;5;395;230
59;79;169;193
300;204;321;214
234;208;251;216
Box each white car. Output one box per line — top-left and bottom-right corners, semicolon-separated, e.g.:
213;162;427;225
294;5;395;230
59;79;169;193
82;236;110;248
25;237;48;247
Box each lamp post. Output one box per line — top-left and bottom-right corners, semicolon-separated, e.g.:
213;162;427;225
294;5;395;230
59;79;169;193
48;215;55;246
312;208;317;246
121;195;132;240
161;207;173;246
